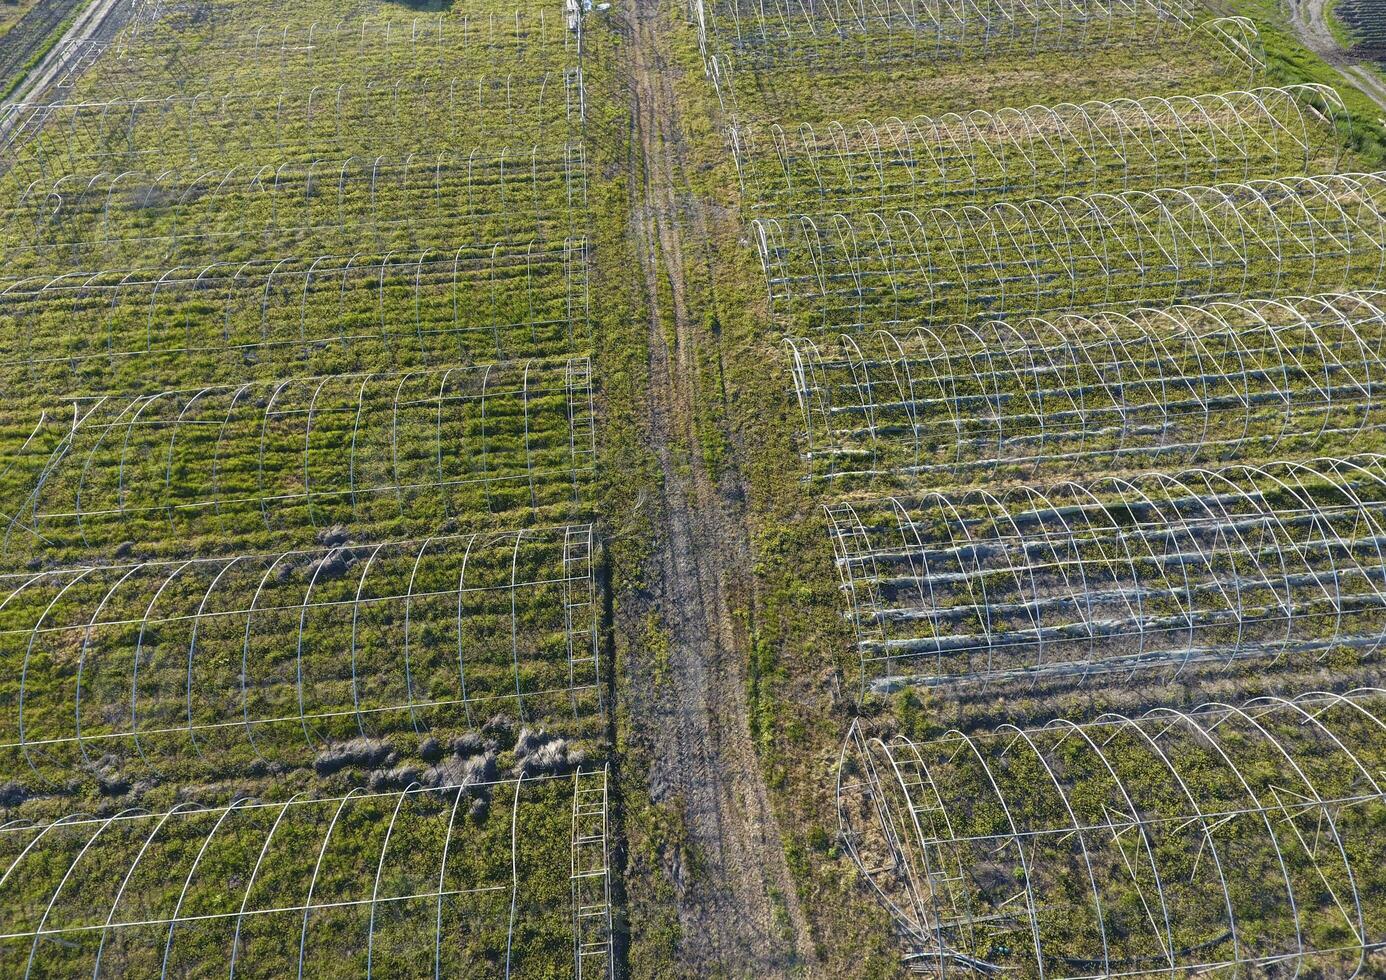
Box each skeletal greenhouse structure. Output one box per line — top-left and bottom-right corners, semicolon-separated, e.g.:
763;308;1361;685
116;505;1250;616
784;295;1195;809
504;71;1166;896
827;455;1386;692
0;360;595;557
699;0;1206;69
0;242;590;389
0;524;601;777
754;172;1386;329
730;84;1349;208
0;769;613;977
692;0;1266;114
0;72;587;175
7;0;1383;973
99;12;582;95
837;691;1386;976
685;0;1386;963
0;146;590;260
787;290;1386;480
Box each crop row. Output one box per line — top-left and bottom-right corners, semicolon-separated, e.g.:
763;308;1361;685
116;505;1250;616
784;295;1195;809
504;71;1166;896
3;70;585;181
699;0;1201;70
77;9;581;98
730;84;1349;213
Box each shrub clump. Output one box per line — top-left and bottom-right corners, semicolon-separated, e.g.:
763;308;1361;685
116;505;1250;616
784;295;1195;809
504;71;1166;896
418;736;444;763
367;765;422;791
313;738;395;776
307;548;354;580
513;728;584;777
424;750;497;789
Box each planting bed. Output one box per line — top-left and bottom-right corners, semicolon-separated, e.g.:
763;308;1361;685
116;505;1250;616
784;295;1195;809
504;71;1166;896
755;173;1386;330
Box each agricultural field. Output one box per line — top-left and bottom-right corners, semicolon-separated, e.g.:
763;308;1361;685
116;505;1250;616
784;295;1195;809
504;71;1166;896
0;0;1383;976
0;0;614;975
1337;0;1386;62
673;0;1386;973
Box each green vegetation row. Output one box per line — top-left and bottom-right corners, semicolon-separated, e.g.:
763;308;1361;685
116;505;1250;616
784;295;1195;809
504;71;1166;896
0;241;590;394
0;146;588;273
79;8;578;98
699;0;1200;70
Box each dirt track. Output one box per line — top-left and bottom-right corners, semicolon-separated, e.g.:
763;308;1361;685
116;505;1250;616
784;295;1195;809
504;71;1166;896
0;0;89;95
0;0;133;150
1288;0;1386;113
623;0;816;972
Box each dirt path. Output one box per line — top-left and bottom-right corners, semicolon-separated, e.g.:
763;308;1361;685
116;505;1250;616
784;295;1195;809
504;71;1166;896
1288;0;1386;113
0;0;133;147
623;0;815;973
0;0;88;95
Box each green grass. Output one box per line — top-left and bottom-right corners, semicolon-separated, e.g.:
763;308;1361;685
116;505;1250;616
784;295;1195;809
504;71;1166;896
676;0;1386;971
0;3;615;975
7;0;1386;971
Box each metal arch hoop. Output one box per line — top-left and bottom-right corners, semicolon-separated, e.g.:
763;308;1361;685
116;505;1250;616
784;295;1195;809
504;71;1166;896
826;455;1386;692
838;689;1386;973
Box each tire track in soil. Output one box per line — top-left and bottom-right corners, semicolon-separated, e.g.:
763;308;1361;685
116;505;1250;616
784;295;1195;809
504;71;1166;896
1287;0;1386;113
623;0;815;973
